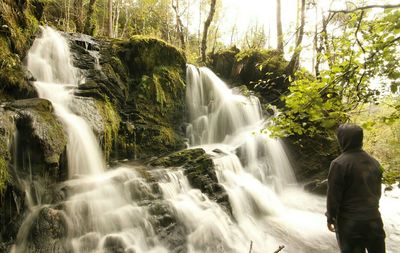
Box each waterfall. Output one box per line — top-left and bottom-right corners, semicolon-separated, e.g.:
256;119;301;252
26;26;105;177
11;27;399;253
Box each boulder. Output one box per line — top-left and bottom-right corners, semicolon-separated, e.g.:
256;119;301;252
25;207;71;253
150;148;232;216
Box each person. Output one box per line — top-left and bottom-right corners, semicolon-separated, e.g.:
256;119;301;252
326;124;386;253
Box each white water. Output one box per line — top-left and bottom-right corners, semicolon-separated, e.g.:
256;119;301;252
26;26;105;177
11;27;399;253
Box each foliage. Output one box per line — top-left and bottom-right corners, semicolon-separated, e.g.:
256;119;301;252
352;98;400;185
272;7;400;138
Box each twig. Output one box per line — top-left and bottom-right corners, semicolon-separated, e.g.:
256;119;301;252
248;241;253;253
274;245;285;253
329;4;400;13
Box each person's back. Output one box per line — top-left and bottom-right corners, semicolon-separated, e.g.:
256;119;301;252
326;124;385;253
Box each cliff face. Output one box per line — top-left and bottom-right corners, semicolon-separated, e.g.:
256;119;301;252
68;34;187;160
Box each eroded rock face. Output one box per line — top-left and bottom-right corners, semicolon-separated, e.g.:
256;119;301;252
0;99;68;245
66;34;187;160
150;148;232;216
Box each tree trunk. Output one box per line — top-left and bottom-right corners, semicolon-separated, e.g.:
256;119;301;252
172;0;186;50
201;0;217;62
114;0;121;38
108;0;113;37
276;0;283;52
84;0;97;35
73;0;84;33
121;4;131;38
286;0;305;76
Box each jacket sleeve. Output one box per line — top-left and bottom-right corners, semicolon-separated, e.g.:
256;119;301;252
326;161;346;224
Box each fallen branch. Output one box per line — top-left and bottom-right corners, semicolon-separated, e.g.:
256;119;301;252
248;241;253;253
274;245;285;253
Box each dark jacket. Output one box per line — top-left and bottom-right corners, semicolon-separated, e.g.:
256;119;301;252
326;124;383;224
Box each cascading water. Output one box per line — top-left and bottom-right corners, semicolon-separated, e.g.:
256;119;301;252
11;27;399;253
26;26;104;177
183;65;400;253
12;27;168;253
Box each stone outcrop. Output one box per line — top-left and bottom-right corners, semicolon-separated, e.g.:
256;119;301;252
208;47;288;106
67;33;187;160
0;99;68;246
150;148;232;216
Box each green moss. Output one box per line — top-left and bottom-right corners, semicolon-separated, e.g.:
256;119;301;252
235;48;270;62
0;156;8;193
138;66;185;109
0;0;41;100
95;98;121;159
116;35;186;77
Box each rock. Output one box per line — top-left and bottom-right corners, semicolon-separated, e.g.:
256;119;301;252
25;207;71;253
124;178;156;203
103;235;126;253
148;201;187;253
10;98;68;173
384;185;393;192
207;48;289;107
284;134;339;182
67;34;187;159
304;179;328;195
150;149;232;216
78;232;100;252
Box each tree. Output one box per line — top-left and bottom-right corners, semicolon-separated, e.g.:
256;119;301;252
108;0;113;37
273;5;400;137
242;22;267;49
201;0;217;62
276;0;283;52
73;0;84;33
172;0;186;50
286;0;305;77
84;0;97;35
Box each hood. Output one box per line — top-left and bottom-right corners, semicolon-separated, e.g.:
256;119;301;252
336;124;363;152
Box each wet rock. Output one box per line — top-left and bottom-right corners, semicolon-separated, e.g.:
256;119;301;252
304;179;328;195
124;178;156;203
67;34;187;160
103;235;126;253
78;232;100;252
26;207;71;253
150;149;232;216
148;201;187;253
9;98;68;176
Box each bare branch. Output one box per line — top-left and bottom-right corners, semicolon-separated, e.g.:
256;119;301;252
329;4;400;14
274;245;285;253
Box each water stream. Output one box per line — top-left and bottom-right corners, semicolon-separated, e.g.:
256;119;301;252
10;27;400;253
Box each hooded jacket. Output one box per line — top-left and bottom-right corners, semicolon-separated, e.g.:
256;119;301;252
326;124;383;224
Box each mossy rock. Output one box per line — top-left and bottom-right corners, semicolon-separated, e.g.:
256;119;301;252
5;98;67;174
150;148;232;216
0;0;43;100
0;109;16;193
116;35;186;77
208;48;289;106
